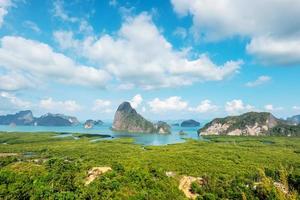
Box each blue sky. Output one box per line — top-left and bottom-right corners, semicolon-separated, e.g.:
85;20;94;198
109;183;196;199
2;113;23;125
0;0;299;121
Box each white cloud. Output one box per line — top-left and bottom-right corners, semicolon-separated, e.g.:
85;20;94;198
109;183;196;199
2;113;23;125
55;13;241;89
171;0;300;41
53;31;81;51
246;75;271;87
171;0;300;65
173;27;187;39
189;100;218;113
293;106;300;111
130;94;143;109
0;92;31;112
39;98;81;113
225;99;254;115
264;104;283;112
0;72;33;91
148;96;188;113
92;99;112;112
79;20;94;35
117;83;134;90
0;0;12;28
53;0;78;23
0;36;111;88
23;20;41;33
246;36;300;66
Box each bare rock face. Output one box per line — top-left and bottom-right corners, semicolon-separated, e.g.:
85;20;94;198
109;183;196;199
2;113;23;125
199;112;281;136
112;102;170;134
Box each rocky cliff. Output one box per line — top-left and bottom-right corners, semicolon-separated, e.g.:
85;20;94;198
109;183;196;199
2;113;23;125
112;102;170;134
0;110;35;126
199;112;280;136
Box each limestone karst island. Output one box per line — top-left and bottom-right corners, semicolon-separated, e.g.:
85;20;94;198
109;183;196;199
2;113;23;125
0;0;299;199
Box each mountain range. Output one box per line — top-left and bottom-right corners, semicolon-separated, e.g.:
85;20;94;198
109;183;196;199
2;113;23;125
0;110;79;127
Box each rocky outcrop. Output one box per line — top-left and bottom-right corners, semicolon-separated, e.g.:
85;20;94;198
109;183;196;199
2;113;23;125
181;119;200;127
199;112;280;136
84;119;103;129
155;121;171;134
287;115;300;125
35;113;79;126
0;110;35;126
112;102;171;134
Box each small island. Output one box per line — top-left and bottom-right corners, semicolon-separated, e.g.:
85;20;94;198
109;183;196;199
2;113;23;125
181;119;200;127
84;120;104;129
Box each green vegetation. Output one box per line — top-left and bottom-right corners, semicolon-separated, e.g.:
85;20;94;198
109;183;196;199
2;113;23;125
269;124;300;137
0;132;299;199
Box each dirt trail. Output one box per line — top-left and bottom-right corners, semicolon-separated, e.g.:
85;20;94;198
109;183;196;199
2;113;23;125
85;167;112;185
0;153;18;157
178;176;204;199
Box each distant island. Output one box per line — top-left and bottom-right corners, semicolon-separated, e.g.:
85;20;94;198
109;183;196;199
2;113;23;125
0;110;79;127
199;112;300;136
181;119;200;127
112;102;170;134
84;120;104;129
287;115;300;125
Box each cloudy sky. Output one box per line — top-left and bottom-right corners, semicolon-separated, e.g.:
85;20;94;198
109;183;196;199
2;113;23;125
0;0;299;121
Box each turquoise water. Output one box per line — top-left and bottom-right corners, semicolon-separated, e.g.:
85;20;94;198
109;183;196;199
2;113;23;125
0;123;202;146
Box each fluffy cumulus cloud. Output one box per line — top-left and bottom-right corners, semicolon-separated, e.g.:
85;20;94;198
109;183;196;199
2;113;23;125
246;76;271;87
148;96;188;113
0;36;111;88
92;99;112;113
171;0;300;65
54;13;242;89
39;98;81;113
130;94;143;109
225;99;254;115
189;100;218;113
0;92;31;113
0;0;12;28
246;36;300;66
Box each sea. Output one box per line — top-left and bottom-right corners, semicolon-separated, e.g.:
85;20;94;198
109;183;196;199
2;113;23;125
0;122;205;146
